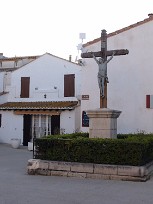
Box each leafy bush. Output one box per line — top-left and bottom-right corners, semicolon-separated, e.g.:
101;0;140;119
34;133;153;166
44;132;89;139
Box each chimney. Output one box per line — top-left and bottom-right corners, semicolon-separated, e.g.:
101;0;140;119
69;55;72;62
148;13;153;18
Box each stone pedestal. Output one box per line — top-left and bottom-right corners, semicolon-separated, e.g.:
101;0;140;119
86;108;121;139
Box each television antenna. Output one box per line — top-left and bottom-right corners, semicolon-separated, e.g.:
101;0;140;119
79;33;86;44
76;33;86;64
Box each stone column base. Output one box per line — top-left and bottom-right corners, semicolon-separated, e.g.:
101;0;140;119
86;108;121;139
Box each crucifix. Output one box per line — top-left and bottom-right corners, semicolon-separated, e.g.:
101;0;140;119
81;29;129;108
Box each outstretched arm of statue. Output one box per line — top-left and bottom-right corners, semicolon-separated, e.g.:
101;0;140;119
92;52;99;64
107;51;116;63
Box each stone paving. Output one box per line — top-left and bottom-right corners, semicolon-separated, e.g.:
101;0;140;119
1;143;153;204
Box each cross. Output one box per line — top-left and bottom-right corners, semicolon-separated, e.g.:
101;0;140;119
81;29;129;108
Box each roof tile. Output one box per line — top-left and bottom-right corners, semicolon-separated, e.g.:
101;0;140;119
83;15;153;47
0;101;78;110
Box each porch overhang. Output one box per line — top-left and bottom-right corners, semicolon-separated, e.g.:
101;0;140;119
0;101;78;115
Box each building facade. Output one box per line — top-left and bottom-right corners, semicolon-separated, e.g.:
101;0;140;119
80;14;153;134
0;53;82;145
1;14;153;145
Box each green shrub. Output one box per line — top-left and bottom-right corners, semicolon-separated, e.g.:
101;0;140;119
34;133;153;166
44;132;89;139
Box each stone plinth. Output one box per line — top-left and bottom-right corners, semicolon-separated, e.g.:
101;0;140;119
27;159;153;182
86;108;121;139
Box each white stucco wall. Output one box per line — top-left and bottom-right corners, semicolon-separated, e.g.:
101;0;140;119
0;110;81;144
75;106;81;132
0;93;9;104
0;72;4;92
0;58;36;69
9;53;81;101
0;54;83;144
108;21;153;133
0;111;23;144
60;110;76;133
81;19;153;134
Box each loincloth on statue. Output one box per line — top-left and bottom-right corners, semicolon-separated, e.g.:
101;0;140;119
97;73;105;78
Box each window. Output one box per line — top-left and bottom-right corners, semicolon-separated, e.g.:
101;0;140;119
41;115;47;136
20;77;30;98
0;114;1;127
64;74;75;97
48;116;51;135
82;111;89;127
32;115;52;138
33;115;39;137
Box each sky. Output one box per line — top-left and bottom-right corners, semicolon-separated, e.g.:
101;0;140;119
0;0;153;61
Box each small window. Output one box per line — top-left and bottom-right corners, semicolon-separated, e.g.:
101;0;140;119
82;111;89;127
20;77;30;98
64;74;75;97
0;114;2;127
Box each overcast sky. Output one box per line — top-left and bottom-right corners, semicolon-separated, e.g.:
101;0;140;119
0;0;152;61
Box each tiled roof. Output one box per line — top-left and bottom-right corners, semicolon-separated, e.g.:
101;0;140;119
0;55;39;61
0;101;78;110
45;53;80;66
83;14;153;47
0;53;80;66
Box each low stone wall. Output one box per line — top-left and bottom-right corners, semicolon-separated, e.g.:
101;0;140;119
27;159;153;182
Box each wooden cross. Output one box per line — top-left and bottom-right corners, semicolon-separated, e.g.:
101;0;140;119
81;29;129;108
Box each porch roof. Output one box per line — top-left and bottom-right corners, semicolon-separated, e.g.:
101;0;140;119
0;101;78;110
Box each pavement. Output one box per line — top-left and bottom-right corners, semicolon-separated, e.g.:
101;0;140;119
0;144;153;204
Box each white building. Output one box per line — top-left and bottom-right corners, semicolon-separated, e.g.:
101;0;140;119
1;14;153;146
0;53;82;145
80;14;153;134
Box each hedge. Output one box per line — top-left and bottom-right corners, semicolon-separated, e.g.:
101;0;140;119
34;133;153;166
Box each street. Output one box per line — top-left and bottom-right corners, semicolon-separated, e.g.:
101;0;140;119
0;144;153;204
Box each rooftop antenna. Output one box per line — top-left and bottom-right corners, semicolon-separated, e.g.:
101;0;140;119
76;33;86;63
79;33;86;44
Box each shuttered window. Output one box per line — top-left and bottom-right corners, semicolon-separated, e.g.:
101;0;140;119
20;77;30;98
64;74;75;97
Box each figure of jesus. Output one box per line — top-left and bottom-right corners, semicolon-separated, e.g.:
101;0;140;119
92;51;116;98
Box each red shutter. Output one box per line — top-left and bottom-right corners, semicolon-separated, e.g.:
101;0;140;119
146;95;150;108
20;77;30;98
64;74;75;97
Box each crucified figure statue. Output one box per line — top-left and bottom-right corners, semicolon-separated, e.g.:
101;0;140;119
92;51;116;98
